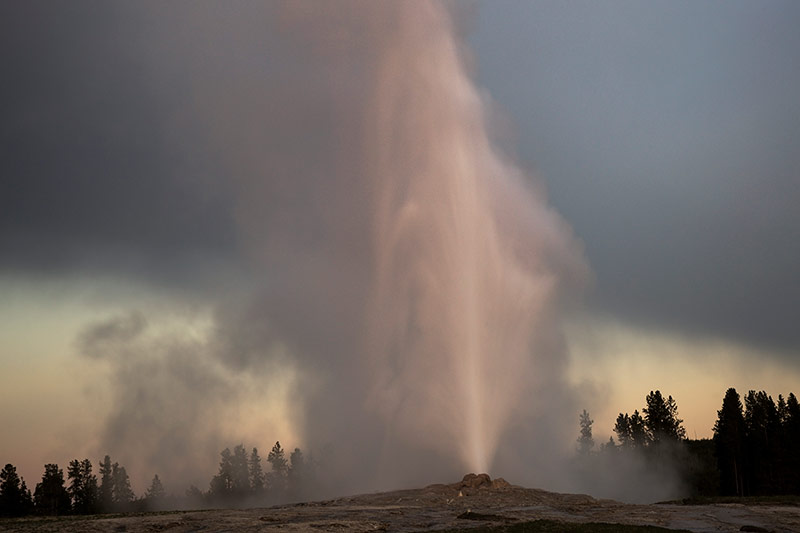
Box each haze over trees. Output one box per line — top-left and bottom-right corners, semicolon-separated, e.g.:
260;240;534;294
0;438;321;517
578;388;800;500
577;410;594;454
3;389;799;517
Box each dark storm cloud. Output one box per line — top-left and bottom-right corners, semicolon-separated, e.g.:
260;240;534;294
0;2;235;281
2;0;797;355
472;1;800;353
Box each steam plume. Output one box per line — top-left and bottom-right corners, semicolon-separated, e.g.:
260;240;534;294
360;2;585;474
84;1;587;494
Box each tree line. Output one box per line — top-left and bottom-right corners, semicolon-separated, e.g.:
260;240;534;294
714;388;800;496
4;389;799;517
0;441;317;517
203;441;317;507
577;388;800;497
0;455;138;517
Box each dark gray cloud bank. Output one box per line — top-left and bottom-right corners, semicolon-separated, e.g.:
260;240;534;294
471;1;800;354
3;1;799;354
1;1;235;288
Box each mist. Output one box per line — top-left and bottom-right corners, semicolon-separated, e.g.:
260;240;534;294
71;0;596;498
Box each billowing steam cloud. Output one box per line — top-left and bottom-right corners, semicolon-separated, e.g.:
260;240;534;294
80;1;587;495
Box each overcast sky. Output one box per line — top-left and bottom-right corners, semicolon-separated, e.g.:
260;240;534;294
1;1;799;493
3;1;798;351
472;0;800;353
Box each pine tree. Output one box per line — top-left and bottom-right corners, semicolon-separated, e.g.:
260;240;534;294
775;394;790;492
268;441;287;475
249;448;265;495
146;475;165;500
34;464;70;515
210;447;234;499
111;463;134;510
629;410;648;447
19;478;33;515
744;390;780;494
577;410;594;454
81;459;98;514
67;459;97;514
231;444;250;496
0;464;25;516
98;455;113;512
643;390;685;444
615;410;647;449
267;441;288;493
288;447;307;497
614;413;631;448
785;393;800;492
713;388;746;496
67;460;83;513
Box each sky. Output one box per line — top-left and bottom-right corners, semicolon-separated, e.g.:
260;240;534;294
1;1;799;496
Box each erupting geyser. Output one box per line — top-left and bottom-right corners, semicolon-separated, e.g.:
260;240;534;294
209;0;589;489
359;2;586;475
65;0;589;494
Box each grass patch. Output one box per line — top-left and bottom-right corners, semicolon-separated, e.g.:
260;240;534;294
662;494;800;506
0;509;215;530
435;519;690;532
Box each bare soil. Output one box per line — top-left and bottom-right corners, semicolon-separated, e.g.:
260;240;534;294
2;475;798;533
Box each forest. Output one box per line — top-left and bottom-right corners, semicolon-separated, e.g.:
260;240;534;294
1;387;799;517
576;388;800;499
0;441;319;516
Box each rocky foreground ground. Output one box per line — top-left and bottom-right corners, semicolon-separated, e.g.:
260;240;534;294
2;474;799;533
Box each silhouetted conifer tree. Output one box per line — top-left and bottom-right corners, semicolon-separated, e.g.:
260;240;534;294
629;410;648;447
0;463;31;516
743;390;780;494
614;413;631;448
786;393;800;492
111;463;134;510
614;410;647;449
67;459;98;514
231;444;250;497
210;447;234;500
643;390;686;444
775;394;791;491
98;455;113;512
577;410;594;454
249;448;265;495
146;475;165;500
713;388;746;496
288;448;308;499
34;464;70;515
267;441;288;493
18;478;33;515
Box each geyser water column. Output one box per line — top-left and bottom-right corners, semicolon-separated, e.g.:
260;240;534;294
361;3;586;475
